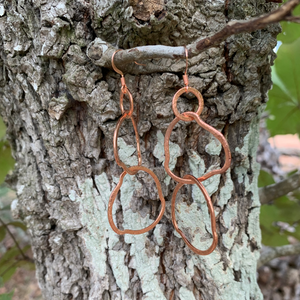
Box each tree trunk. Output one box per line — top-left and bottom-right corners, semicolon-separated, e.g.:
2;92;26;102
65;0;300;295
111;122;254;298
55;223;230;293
0;0;280;299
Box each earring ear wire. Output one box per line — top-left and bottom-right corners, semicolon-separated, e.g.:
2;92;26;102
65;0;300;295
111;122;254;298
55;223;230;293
183;47;189;89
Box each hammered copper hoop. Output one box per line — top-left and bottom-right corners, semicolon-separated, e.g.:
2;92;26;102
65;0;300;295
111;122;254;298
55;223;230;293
172;87;204;122
164;111;231;185
171;174;218;255
108;166;166;235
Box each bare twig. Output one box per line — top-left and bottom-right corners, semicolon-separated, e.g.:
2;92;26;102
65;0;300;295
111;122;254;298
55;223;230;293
266;0;283;3
195;0;299;53
258;243;300;268
0;217;28;261
259;172;300;204
284;15;300;23
92;0;300;72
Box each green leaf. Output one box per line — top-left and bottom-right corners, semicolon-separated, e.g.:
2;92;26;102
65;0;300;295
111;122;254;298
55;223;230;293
258;170;275;188
277;5;300;44
6;222;27;232
0;226;6;242
267;38;300;136
0;291;14;300
0;118;6;141
0;141;14;184
260;195;300;246
0;247;20;266
0;245;31;282
259;170;300;246
0;266;17;283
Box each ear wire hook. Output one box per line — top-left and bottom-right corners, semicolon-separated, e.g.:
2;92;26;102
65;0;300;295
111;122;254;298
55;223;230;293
111;50;127;93
183;46;189;90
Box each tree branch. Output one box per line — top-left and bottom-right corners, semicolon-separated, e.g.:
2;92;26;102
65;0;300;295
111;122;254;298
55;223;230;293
284;15;300;23
266;0;283;3
88;0;300;73
259;172;300;205
258;243;300;268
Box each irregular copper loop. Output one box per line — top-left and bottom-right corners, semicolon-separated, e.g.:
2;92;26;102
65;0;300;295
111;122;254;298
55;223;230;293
171;175;218;255
108;166;166;235
164;111;232;185
108;50;166;235
113;113;142;176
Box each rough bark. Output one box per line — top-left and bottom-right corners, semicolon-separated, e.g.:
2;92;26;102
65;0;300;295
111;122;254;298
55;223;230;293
0;0;280;299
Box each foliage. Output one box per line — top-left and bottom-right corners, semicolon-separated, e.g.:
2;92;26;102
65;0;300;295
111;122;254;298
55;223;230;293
0;119;14;184
261;10;300;247
266;5;300;137
259;171;300;246
0;117;33;295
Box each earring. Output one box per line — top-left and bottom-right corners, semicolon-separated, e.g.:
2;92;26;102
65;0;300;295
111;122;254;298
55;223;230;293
164;47;232;255
108;50;166;235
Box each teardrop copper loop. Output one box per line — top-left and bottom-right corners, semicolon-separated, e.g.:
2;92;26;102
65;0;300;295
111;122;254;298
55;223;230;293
164;111;231;185
113;113;142;175
108;50;166;235
108;166;166;235
171;174;218;255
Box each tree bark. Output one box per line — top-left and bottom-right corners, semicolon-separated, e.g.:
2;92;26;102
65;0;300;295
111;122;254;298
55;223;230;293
0;0;280;299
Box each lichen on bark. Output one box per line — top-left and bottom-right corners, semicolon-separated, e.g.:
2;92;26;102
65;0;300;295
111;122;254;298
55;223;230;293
0;0;280;299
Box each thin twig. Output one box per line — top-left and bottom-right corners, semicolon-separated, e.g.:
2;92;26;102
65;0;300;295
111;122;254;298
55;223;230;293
284;15;300;23
266;0;283;3
93;0;300;72
0;217;28;261
258;243;300;268
259;172;300;204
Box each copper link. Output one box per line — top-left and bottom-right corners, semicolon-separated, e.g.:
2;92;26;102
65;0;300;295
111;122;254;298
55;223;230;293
171;174;218;255
164;111;231;185
108;166;166;235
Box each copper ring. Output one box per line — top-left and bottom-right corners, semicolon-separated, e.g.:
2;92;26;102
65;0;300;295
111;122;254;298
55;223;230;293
114;114;142;175
120;88;134;116
108;166;166;235
171;174;218;255
172;87;204;122
164;111;231;185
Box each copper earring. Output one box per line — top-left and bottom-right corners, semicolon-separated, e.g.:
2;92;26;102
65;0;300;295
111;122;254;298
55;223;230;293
108;50;166;235
164;47;232;255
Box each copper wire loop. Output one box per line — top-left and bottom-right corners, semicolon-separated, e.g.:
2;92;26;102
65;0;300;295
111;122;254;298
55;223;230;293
164;111;232;185
109;50;166;235
108;166;166;235
120;88;134;115
113;114;142;175
171;174;218;255
172;86;204;122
